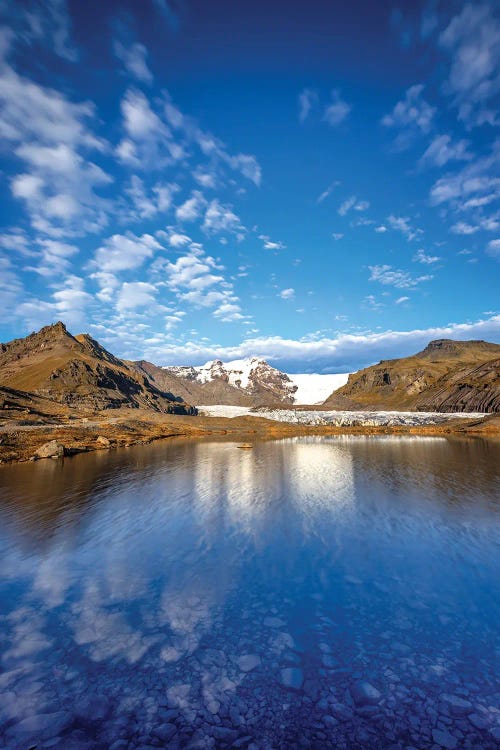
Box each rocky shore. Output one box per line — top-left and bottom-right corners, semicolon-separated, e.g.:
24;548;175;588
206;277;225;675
0;409;498;464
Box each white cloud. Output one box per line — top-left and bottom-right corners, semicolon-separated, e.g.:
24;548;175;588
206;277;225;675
430;145;500;208
125;176;177;219
439;3;500;126
419;134;473;168
413;248;441;264
93;232;160;273
203;200;244;235
323;90;351;126
317;181;340;203
387;215;422;241
451;221;479;235
116;281;157;312
364;294;383;310
0;59;111;235
2;0;78;61
338;196;369;216
114;41;153;85
176;191;206;223
17;274;92;328
162;92;262;186
369;264;433;288
487;238;500;257
298;88;317;122
332;233;344;240
193;166;217;189
395;296;410;304
142;315;500;372
279;288;295;300
375;225;388;233
212;302;245;322
382;84;435;148
25;239;79;277
168;232;192;248
259;235;286;250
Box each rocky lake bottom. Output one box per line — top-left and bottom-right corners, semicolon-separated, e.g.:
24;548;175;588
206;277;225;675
0;436;499;750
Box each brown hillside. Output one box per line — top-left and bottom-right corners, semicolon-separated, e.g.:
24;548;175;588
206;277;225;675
323;339;500;412
0;322;196;415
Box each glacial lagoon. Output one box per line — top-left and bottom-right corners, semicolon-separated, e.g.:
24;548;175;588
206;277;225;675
0;436;499;749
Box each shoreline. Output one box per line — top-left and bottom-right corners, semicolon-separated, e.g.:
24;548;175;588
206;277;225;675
1;410;499;465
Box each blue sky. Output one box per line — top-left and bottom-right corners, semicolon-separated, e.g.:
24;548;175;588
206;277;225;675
0;0;499;372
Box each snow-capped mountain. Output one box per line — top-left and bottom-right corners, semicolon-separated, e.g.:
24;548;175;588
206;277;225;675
164;358;349;406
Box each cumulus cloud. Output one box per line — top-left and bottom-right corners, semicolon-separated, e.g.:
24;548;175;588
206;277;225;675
413;248;441;264
141;314;500;372
125;175;178;219
203;200;244;236
419;134;473;168
338;196;370;216
387;215;422;241
382;84;435;149
323;90;351;126
116;281;157;312
0;58;111;236
279;288;295;300
25;239;79;277
158;246;246;322
17;275;92;328
176;191;206;223
93;232;161;273
429;144;500;209
114;41;153;85
298;88;317;122
369;264;433;289
439;3;500;126
487;238;500;258
259;235;286;250
1;0;78;61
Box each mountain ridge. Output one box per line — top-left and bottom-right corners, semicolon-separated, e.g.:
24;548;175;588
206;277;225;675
323;338;500;413
0;322;196;415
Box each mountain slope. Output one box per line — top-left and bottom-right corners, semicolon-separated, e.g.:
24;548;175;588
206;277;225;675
0;322;195;414
323;339;500;412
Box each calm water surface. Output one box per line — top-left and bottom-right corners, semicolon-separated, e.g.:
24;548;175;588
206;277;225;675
0;436;499;750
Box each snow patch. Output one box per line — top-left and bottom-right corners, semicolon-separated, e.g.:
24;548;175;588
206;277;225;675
287;373;349;404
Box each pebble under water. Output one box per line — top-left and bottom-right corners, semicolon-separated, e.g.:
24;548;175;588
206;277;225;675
0;436;499;750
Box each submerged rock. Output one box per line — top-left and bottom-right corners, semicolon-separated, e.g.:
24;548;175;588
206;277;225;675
6;711;73;741
441;693;473;715
432;728;458;748
237;654;261;672
350;680;381;706
280;667;303;690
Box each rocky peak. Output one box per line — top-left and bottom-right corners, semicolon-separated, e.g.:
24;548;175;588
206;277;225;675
0;320;79;361
75;333;124;367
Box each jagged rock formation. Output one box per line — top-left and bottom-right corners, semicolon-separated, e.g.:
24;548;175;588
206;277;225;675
0;322;196;415
323;339;500;413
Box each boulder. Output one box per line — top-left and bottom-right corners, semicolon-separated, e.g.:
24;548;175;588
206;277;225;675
96;435;111;447
34;440;65;459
